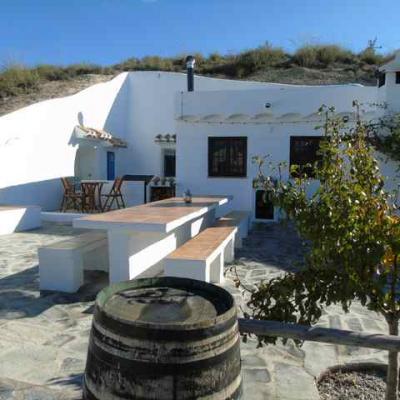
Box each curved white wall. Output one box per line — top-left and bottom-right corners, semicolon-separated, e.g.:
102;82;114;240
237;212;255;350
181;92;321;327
0;73;130;209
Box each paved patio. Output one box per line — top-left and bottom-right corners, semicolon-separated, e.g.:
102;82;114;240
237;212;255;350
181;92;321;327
0;222;390;399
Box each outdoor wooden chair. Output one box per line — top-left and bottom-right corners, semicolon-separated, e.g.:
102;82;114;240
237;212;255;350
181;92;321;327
60;177;83;212
102;177;126;212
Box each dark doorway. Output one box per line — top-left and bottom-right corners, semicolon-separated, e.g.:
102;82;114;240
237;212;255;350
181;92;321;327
255;190;274;220
164;152;176;177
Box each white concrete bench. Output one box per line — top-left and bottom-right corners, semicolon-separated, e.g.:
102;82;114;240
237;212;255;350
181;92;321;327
164;225;237;284
0;205;41;235
39;232;108;293
216;210;250;248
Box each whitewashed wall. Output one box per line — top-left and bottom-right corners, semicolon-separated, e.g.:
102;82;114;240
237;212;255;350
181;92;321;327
0;72;272;210
175;85;380;220
177;85;378;118
0;73;130;210
2;69;399;215
119;72;272;177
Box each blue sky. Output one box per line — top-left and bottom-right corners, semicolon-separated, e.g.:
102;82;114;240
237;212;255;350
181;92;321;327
1;0;400;67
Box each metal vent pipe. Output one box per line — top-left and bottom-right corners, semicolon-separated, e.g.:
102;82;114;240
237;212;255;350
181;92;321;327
185;55;195;92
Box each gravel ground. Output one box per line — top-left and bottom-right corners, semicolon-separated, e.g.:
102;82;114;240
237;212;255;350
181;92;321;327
318;368;392;400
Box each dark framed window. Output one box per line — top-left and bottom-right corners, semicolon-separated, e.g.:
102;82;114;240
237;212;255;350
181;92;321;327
208;137;247;177
396;72;400;84
290;136;323;178
164;151;176;177
378;72;386;87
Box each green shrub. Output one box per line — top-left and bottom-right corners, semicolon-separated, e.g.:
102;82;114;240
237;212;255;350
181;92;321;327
140;56;174;71
63;63;103;78
116;56;176;72
35;64;68;81
234;45;287;77
114;57;140;71
316;45;354;66
294;45;354;67
208;52;224;64
36;63;104;80
359;47;386;65
203;46;287;77
293;46;318;67
0;65;39;98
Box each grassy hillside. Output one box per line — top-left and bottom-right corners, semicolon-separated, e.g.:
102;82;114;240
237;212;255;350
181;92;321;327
0;43;392;115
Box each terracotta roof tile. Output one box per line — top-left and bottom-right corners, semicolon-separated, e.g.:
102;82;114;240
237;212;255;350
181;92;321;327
75;125;127;148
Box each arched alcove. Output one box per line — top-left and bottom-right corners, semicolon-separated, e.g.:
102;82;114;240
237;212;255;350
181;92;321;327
74;145;99;180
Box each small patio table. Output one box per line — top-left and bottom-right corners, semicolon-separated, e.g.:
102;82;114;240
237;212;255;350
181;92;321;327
73;195;231;283
80;180;109;212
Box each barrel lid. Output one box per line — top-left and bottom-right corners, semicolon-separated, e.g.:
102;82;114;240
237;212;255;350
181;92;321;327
97;277;236;328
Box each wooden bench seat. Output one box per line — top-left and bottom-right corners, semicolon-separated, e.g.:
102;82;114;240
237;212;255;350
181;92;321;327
39;232;108;293
164;225;237;283
215;210;250;248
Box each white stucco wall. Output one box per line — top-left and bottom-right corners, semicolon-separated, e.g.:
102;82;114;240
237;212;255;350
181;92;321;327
0;72;273;209
1;68;399;215
175;85;382;220
378;71;400;113
120;72;272;177
177;85;378;118
0;73;130;209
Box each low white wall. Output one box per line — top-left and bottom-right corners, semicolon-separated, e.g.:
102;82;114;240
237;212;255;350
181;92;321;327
41;211;89;224
0;206;41;235
0;178;63;211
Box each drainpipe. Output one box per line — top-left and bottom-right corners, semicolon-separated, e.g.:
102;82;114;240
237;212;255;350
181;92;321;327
185;55;195;92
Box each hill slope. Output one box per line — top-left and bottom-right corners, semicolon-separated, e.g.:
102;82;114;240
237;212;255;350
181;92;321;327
0;43;388;116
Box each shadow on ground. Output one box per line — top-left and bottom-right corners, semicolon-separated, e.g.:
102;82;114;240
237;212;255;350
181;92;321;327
235;222;306;273
0;268;108;320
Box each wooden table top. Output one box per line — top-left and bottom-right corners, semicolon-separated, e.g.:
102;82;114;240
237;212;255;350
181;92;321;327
73;196;231;233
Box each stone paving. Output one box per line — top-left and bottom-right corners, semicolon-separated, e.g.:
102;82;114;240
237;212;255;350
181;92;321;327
0;222;391;399
224;223;389;400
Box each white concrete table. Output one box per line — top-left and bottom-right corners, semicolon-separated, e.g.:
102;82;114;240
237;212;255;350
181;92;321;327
73;196;231;283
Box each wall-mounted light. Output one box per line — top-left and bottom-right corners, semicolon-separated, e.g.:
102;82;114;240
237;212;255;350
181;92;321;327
265;102;271;108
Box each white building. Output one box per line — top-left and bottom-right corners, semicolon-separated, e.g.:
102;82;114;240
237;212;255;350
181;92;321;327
1;51;399;221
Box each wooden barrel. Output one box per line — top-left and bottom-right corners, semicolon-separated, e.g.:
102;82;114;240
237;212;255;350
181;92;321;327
83;277;242;400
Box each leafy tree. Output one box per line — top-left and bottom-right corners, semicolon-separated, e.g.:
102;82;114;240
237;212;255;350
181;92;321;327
250;104;400;400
